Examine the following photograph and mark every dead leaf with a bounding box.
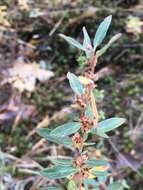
[0,6,10,27]
[126,16,143,35]
[18,0,30,11]
[2,57,54,92]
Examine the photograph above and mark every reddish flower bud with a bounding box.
[72,133,83,149]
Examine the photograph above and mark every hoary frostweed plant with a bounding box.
[37,16,126,190]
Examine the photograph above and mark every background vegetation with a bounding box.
[0,0,143,189]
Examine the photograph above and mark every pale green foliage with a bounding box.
[97,117,126,133]
[59,34,84,50]
[51,159,72,166]
[41,166,78,179]
[67,72,84,95]
[82,26,91,48]
[50,122,81,137]
[85,159,108,167]
[96,33,122,58]
[37,128,73,146]
[59,15,120,60]
[67,180,77,190]
[93,15,112,49]
[37,15,126,190]
[91,117,126,138]
[106,180,130,190]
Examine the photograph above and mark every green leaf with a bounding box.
[97,117,125,133]
[90,128,109,138]
[0,151,5,161]
[59,34,84,50]
[84,142,95,146]
[95,130,109,139]
[37,128,73,146]
[96,33,122,58]
[106,182,124,190]
[50,122,81,137]
[93,15,112,49]
[41,166,78,179]
[82,26,93,58]
[67,180,77,190]
[84,179,99,190]
[98,175,107,184]
[83,26,91,48]
[91,170,108,177]
[85,105,94,120]
[67,72,84,95]
[86,159,108,168]
[37,128,52,135]
[39,187,62,190]
[121,180,130,189]
[51,159,73,166]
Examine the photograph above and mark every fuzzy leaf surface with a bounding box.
[67,72,84,95]
[91,170,108,177]
[84,179,99,190]
[93,15,112,49]
[51,159,73,166]
[40,187,62,190]
[97,117,125,133]
[41,166,78,179]
[67,180,77,190]
[83,26,91,48]
[96,33,122,58]
[59,34,84,50]
[106,182,124,190]
[85,105,94,120]
[86,159,108,168]
[50,122,81,137]
[37,128,73,146]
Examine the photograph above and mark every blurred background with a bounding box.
[0,0,143,189]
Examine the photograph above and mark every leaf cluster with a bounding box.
[37,16,126,190]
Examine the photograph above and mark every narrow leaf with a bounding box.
[96,130,109,138]
[84,142,95,146]
[59,34,84,50]
[67,72,84,95]
[82,27,93,58]
[91,170,108,177]
[51,159,73,166]
[98,175,107,184]
[90,128,109,138]
[82,26,92,48]
[85,105,94,120]
[97,117,125,133]
[106,182,124,190]
[96,33,122,58]
[86,159,108,168]
[41,166,78,179]
[84,179,99,190]
[39,187,62,190]
[37,128,73,146]
[93,15,112,49]
[67,180,77,190]
[50,122,81,137]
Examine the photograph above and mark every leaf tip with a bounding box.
[121,117,126,124]
[59,33,63,37]
[67,72,71,78]
[107,15,112,21]
[104,15,112,26]
[82,26,86,32]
